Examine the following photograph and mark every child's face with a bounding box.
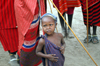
[42,16,56,35]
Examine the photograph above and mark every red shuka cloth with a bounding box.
[0,28,18,52]
[14,0,46,53]
[81,0,100,26]
[53,0,81,14]
[0,0,18,52]
[0,0,17,29]
[59,0,81,14]
[80,0,99,10]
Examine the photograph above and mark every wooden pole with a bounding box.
[49,0,98,65]
[86,0,89,47]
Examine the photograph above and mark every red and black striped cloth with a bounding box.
[0,0,18,53]
[81,0,100,26]
[80,0,99,10]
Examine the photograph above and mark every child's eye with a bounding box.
[43,25,47,27]
[49,24,53,26]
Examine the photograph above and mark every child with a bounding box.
[36,13,66,66]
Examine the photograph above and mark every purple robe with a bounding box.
[41,35,65,66]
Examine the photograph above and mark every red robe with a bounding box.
[80,0,99,10]
[0,0,18,53]
[14,0,45,53]
[0,0,17,29]
[53,0,81,14]
[15,0,46,66]
[80,0,100,26]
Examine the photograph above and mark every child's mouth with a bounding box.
[47,30,51,33]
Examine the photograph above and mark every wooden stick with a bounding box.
[86,0,89,47]
[49,0,98,66]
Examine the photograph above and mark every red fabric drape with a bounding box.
[0,0,18,52]
[53,0,81,14]
[14,0,46,55]
[80,0,99,10]
[0,0,17,29]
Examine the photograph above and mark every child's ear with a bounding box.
[55,23,57,28]
[56,23,57,26]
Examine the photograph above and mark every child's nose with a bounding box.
[47,26,50,29]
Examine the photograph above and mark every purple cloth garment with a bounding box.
[41,35,65,66]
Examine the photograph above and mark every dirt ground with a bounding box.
[0,1,100,66]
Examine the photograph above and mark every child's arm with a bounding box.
[59,33,66,54]
[36,38,58,62]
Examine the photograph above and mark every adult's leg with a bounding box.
[93,26,97,35]
[87,26,91,35]
[67,7,74,38]
[58,12,66,37]
[67,7,74,30]
[84,26,92,43]
[58,12,66,30]
[92,26,99,44]
[68,14,73,30]
[8,51,17,59]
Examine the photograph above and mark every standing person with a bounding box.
[14,0,46,66]
[53,0,81,38]
[80,0,100,44]
[0,0,19,62]
[36,13,66,66]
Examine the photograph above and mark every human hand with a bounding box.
[47,54,58,62]
[60,46,65,54]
